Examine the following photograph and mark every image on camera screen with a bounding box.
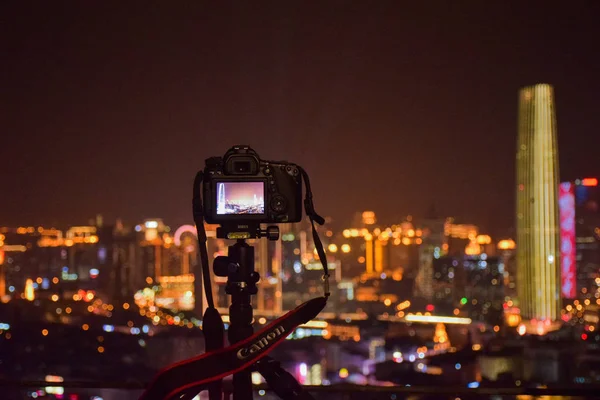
[216,181,265,215]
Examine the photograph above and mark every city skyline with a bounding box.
[1,177,599,395]
[3,3,600,235]
[3,3,600,397]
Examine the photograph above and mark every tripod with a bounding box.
[212,224,312,400]
[173,165,329,400]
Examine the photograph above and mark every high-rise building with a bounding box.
[573,179,600,298]
[559,178,600,299]
[516,83,561,324]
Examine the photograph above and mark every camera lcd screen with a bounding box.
[216,181,265,215]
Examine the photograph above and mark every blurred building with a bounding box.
[497,239,517,298]
[516,83,561,326]
[444,220,478,257]
[574,179,600,298]
[431,256,459,313]
[430,252,504,326]
[0,226,102,298]
[415,214,447,301]
[559,178,600,300]
[278,218,340,313]
[462,255,505,326]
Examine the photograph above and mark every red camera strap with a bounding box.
[139,296,327,400]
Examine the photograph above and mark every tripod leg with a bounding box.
[229,296,254,400]
[256,357,316,400]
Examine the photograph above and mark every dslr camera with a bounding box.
[202,145,303,225]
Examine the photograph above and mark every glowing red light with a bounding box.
[581,333,588,340]
[582,178,598,187]
[503,303,509,309]
[426,304,434,312]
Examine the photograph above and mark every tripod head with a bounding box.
[213,223,279,311]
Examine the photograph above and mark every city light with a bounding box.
[362,211,376,225]
[173,225,198,246]
[497,239,516,250]
[476,235,491,245]
[301,320,328,329]
[581,178,598,187]
[24,279,35,301]
[397,300,411,311]
[404,315,472,325]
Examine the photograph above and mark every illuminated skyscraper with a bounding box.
[217,183,226,214]
[516,83,561,323]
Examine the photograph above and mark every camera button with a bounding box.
[264,167,271,175]
[270,195,287,213]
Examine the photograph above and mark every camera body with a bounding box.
[202,145,303,225]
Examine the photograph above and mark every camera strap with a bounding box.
[139,167,330,400]
[296,165,331,298]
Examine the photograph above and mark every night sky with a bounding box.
[2,2,600,236]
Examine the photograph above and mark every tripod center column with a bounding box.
[226,239,260,400]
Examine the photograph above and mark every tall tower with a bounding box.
[516,83,561,323]
[217,183,226,214]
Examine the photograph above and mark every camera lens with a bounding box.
[234,161,251,173]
